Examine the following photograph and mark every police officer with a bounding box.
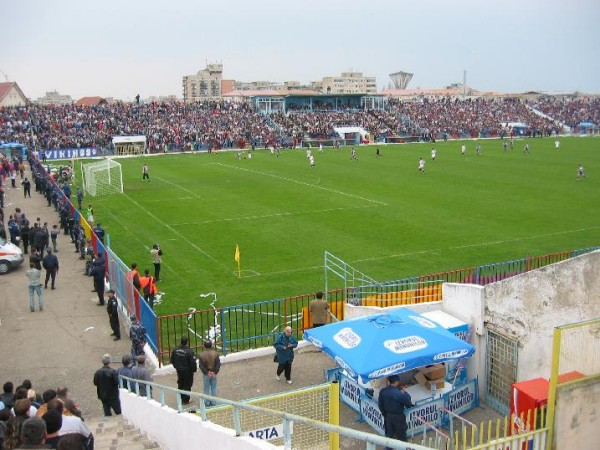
[170,337,197,404]
[90,253,106,305]
[42,248,59,290]
[106,290,120,340]
[378,375,413,446]
[93,223,105,245]
[129,315,147,359]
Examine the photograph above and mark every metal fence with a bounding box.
[155,247,598,365]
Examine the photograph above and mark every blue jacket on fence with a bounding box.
[274,331,298,364]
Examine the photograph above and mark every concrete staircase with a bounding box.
[87,415,162,450]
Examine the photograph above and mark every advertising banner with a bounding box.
[339,373,479,438]
[41,148,105,160]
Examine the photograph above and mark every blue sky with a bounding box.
[3,0,599,100]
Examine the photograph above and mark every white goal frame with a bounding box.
[81,158,124,197]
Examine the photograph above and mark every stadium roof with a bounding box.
[224,89,325,98]
[75,96,108,106]
[0,82,29,106]
[381,88,461,97]
[0,82,15,102]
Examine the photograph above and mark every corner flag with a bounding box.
[234,244,240,278]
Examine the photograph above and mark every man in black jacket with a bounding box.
[170,337,197,404]
[90,254,105,305]
[42,248,59,290]
[93,354,122,416]
[106,290,120,341]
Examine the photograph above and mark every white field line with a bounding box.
[215,162,388,206]
[122,193,230,271]
[173,204,382,226]
[153,176,201,199]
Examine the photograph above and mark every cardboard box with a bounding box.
[415,372,446,390]
[421,310,470,386]
[419,364,446,381]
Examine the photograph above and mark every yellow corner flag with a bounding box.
[234,244,241,278]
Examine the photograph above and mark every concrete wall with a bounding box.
[442,251,600,394]
[120,390,276,450]
[442,283,486,395]
[554,378,600,450]
[482,250,600,380]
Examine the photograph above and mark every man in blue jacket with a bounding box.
[378,375,414,446]
[273,326,298,384]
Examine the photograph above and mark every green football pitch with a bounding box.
[81,137,599,313]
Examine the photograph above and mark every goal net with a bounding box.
[81,159,124,197]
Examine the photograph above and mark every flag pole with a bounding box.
[234,244,241,278]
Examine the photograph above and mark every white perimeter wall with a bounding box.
[554,377,600,450]
[120,390,277,450]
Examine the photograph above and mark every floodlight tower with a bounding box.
[389,71,413,90]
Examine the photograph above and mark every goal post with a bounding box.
[81,158,124,197]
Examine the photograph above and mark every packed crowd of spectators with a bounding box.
[387,97,562,139]
[268,109,413,140]
[0,101,279,152]
[0,380,92,449]
[0,96,597,151]
[527,97,600,129]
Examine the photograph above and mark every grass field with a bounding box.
[81,136,599,313]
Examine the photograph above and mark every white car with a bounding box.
[0,238,24,274]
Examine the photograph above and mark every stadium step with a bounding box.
[87,415,162,449]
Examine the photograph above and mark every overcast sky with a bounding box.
[3,0,599,101]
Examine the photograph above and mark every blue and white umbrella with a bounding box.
[303,308,475,383]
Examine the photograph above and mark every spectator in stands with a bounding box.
[3,399,31,449]
[42,409,63,448]
[55,387,82,420]
[19,416,48,449]
[0,408,10,449]
[56,433,86,450]
[46,399,91,443]
[131,355,153,398]
[11,388,37,417]
[34,389,57,418]
[93,354,122,417]
[116,355,133,391]
[1,382,15,410]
